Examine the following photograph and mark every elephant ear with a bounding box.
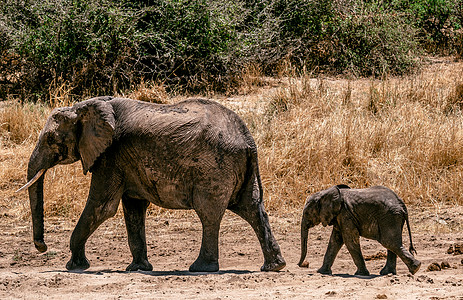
[75,99,116,174]
[319,186,343,226]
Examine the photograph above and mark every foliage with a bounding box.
[0,0,237,100]
[0,0,136,100]
[0,0,462,101]
[128,0,238,91]
[238,0,419,76]
[333,7,419,76]
[390,0,463,54]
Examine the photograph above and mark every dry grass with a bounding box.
[125,81,170,104]
[1,59,462,221]
[251,59,463,211]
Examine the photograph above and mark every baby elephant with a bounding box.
[298,185,421,276]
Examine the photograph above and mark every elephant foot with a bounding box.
[189,258,219,272]
[317,267,332,275]
[261,256,286,272]
[355,269,370,276]
[408,260,421,275]
[34,240,48,253]
[126,260,153,272]
[380,265,397,275]
[66,256,90,271]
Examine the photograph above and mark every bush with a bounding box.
[1,0,136,100]
[0,0,462,101]
[391,0,463,55]
[236,0,338,72]
[239,0,419,76]
[129,0,238,92]
[332,9,419,76]
[0,0,238,100]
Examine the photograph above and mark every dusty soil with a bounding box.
[1,206,462,300]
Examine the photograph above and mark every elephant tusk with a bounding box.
[16,169,46,193]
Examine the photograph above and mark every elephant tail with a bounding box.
[242,127,263,203]
[251,147,264,203]
[405,215,417,255]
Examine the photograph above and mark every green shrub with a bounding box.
[0,0,461,101]
[333,8,419,76]
[390,0,463,55]
[239,0,419,76]
[237,0,338,72]
[129,0,238,92]
[1,0,136,100]
[0,0,238,100]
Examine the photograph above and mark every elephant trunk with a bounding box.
[26,148,50,253]
[298,216,311,267]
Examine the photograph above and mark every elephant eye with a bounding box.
[58,144,68,156]
[47,134,56,145]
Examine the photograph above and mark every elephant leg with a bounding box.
[385,244,421,275]
[342,230,369,276]
[189,219,222,272]
[380,229,421,275]
[318,228,344,275]
[189,186,228,272]
[66,170,123,271]
[122,196,152,272]
[66,197,121,270]
[380,250,397,275]
[229,198,286,272]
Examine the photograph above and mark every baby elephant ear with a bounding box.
[75,99,116,174]
[319,186,343,226]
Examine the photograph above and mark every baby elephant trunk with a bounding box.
[298,217,310,267]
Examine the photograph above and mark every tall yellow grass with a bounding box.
[1,60,462,220]
[252,60,463,211]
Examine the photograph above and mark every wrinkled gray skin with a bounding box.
[298,185,421,276]
[26,96,286,272]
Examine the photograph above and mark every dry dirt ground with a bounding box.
[0,206,462,300]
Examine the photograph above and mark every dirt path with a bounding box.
[0,208,462,299]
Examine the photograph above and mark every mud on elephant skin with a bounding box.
[19,96,286,273]
[298,185,421,276]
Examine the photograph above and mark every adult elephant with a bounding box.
[19,96,286,272]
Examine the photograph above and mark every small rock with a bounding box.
[325,291,336,296]
[376,294,387,299]
[389,276,400,284]
[416,275,434,283]
[440,261,450,269]
[454,244,463,254]
[436,218,447,225]
[447,245,454,254]
[427,262,441,271]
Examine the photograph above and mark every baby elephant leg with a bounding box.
[381,234,421,275]
[380,250,397,275]
[318,228,343,275]
[342,230,369,276]
[388,245,421,275]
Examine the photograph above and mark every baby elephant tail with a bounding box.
[406,215,417,255]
